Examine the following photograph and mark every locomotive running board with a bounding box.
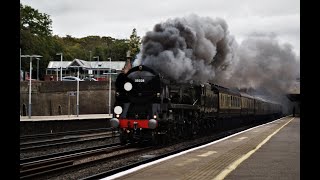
[170,104,200,110]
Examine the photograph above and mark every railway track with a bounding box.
[20,143,153,179]
[80,120,270,180]
[20,142,121,164]
[19,117,281,179]
[20,128,113,141]
[20,129,119,151]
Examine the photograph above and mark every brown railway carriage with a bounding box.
[240,92,255,116]
[239,92,255,124]
[211,84,241,118]
[254,98,263,116]
[254,97,281,121]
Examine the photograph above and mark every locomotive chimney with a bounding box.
[123,50,132,74]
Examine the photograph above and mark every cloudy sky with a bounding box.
[20,0,300,55]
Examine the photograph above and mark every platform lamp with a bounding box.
[108,57,112,116]
[69,65,81,117]
[56,53,63,81]
[21,54,42,119]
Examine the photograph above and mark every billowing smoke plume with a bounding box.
[134,14,237,83]
[216,33,300,111]
[218,33,300,95]
[133,14,300,112]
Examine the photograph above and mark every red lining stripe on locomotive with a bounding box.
[119,119,150,129]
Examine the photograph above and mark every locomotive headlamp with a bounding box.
[157,93,160,97]
[116,114,120,118]
[114,106,123,114]
[153,115,157,119]
[124,82,132,91]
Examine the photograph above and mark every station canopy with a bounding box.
[47,59,126,71]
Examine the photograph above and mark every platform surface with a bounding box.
[104,116,299,180]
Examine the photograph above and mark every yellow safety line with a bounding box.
[212,117,295,180]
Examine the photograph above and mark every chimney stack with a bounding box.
[123,50,132,74]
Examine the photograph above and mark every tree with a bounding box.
[128,28,141,59]
[109,39,129,61]
[20,3,136,79]
[20,3,52,36]
[20,3,63,80]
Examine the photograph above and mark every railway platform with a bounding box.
[20,114,112,122]
[20,114,113,136]
[104,116,300,180]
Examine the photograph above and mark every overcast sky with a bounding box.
[20,0,300,56]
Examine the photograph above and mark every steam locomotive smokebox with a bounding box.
[20,119,111,136]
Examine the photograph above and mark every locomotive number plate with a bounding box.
[135,79,145,82]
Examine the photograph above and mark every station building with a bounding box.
[44,59,127,81]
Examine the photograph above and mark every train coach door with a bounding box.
[212,92,218,114]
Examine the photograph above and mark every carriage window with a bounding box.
[236,97,237,107]
[236,98,238,107]
[222,95,225,107]
[231,96,233,107]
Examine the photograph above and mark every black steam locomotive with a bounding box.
[110,65,283,144]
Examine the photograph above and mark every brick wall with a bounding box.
[20,81,115,116]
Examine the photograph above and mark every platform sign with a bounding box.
[68,91,76,96]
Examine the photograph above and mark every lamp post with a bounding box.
[21,55,42,118]
[29,58,32,118]
[108,58,112,116]
[93,56,100,78]
[77,67,80,117]
[20,48,21,81]
[56,53,63,81]
[70,65,80,117]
